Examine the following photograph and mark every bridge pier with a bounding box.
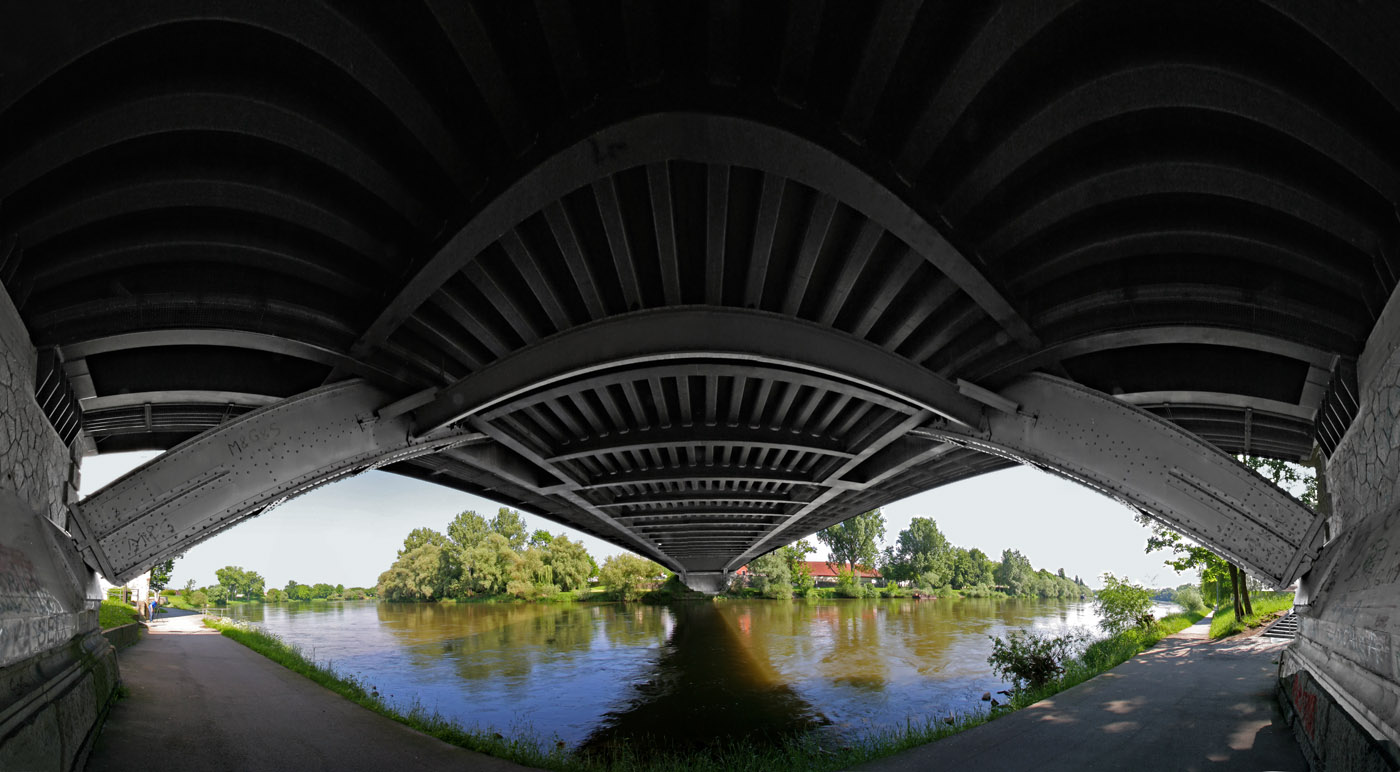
[1283,299,1400,769]
[0,292,114,771]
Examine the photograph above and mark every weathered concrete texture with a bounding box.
[1289,328,1400,767]
[0,285,113,771]
[87,614,540,772]
[855,633,1304,772]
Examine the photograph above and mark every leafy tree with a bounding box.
[544,535,593,591]
[951,547,995,589]
[816,509,885,577]
[883,517,952,587]
[377,543,460,601]
[447,511,491,550]
[529,529,555,549]
[507,547,558,600]
[290,582,314,602]
[599,553,662,601]
[995,549,1035,596]
[399,527,448,556]
[264,588,285,603]
[747,551,792,599]
[780,539,817,594]
[214,565,265,600]
[490,508,528,551]
[311,583,335,599]
[149,559,175,593]
[462,532,517,595]
[1094,573,1154,634]
[205,584,230,605]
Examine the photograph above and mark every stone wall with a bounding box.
[0,286,115,772]
[1282,337,1400,769]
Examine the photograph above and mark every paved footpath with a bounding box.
[854,616,1305,772]
[86,613,538,772]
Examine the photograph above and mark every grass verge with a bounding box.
[99,599,139,629]
[203,610,1203,771]
[1209,592,1295,639]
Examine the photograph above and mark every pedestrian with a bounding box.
[149,595,159,623]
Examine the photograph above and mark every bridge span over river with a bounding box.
[1,2,1397,769]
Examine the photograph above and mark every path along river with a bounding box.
[219,598,1174,752]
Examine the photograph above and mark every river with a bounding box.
[219,598,1172,751]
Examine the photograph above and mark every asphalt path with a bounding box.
[86,614,539,772]
[852,622,1305,772]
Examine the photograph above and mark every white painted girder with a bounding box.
[918,373,1324,588]
[68,380,479,584]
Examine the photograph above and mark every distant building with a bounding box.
[98,569,151,604]
[735,561,881,586]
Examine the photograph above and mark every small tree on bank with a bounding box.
[1094,573,1154,634]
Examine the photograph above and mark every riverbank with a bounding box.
[1209,592,1295,638]
[196,605,1208,771]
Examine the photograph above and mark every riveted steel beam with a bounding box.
[69,380,481,583]
[917,373,1322,588]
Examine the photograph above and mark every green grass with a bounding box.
[99,599,139,629]
[1209,592,1295,639]
[203,608,1205,771]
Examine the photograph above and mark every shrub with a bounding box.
[1094,573,1154,634]
[1173,586,1206,614]
[987,629,1087,692]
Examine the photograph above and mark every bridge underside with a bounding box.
[3,2,1400,769]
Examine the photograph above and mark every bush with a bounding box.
[987,629,1087,692]
[1173,586,1206,614]
[834,569,878,598]
[1094,574,1154,634]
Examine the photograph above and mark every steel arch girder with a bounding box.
[922,373,1323,589]
[68,380,476,584]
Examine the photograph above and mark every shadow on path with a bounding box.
[853,628,1303,772]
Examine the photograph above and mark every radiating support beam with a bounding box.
[348,113,1039,362]
[918,374,1323,588]
[412,307,982,433]
[68,380,478,583]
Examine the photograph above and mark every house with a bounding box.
[735,561,881,586]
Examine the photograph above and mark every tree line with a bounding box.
[169,564,373,606]
[375,507,667,602]
[740,509,1088,599]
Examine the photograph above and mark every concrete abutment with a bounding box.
[1283,296,1400,770]
[0,289,115,772]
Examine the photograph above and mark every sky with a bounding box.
[80,451,1191,592]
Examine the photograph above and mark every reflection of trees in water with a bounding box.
[580,603,825,757]
[377,602,599,682]
[598,603,671,650]
[804,600,889,691]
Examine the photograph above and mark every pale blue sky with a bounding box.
[80,452,1189,591]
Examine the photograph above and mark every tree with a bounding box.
[311,582,335,599]
[816,509,886,577]
[995,549,1035,596]
[747,551,793,599]
[951,547,995,589]
[598,554,662,601]
[149,559,175,594]
[1095,573,1154,634]
[377,543,460,601]
[205,584,230,605]
[446,511,491,551]
[883,517,952,587]
[543,535,593,591]
[780,540,817,594]
[264,588,285,603]
[490,508,528,551]
[214,565,264,600]
[529,529,555,549]
[462,532,517,595]
[399,527,448,556]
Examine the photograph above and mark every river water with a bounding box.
[220,598,1169,750]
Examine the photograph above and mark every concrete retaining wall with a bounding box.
[101,623,143,651]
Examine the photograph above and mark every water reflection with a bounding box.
[580,603,825,755]
[221,597,1137,747]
